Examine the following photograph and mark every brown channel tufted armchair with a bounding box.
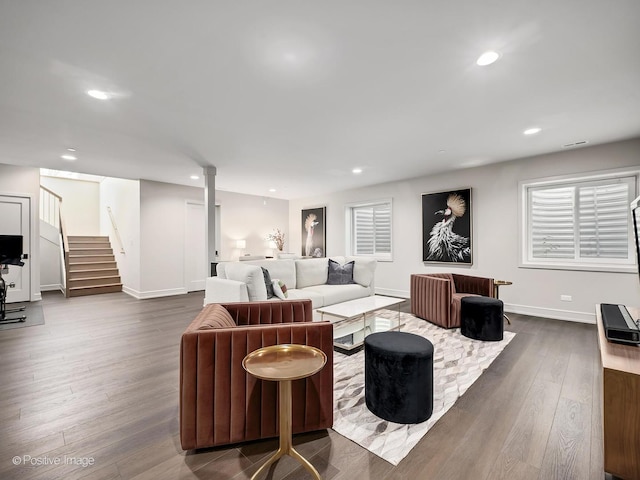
[180,299,334,450]
[410,273,494,329]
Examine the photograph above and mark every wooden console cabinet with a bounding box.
[596,304,640,480]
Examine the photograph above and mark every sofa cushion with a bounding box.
[246,259,297,289]
[224,263,267,301]
[295,257,330,288]
[287,288,325,308]
[195,304,236,329]
[272,279,288,300]
[303,283,371,306]
[345,256,377,287]
[261,267,275,299]
[327,259,355,285]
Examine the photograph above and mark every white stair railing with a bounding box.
[107,206,125,254]
[39,186,61,228]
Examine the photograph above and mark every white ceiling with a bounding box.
[1,1,639,199]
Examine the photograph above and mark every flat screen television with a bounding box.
[0,235,23,264]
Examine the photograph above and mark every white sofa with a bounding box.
[204,256,377,308]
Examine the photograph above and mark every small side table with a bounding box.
[493,280,513,325]
[242,344,327,480]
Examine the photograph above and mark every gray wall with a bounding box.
[288,138,640,323]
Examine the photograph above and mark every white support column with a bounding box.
[204,166,217,276]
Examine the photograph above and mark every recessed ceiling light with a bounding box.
[523,127,542,135]
[190,175,199,180]
[67,148,76,152]
[268,188,277,193]
[87,89,110,100]
[438,150,446,154]
[61,154,77,161]
[476,51,500,66]
[352,168,362,174]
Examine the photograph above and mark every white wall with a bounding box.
[216,190,289,261]
[138,180,204,297]
[99,177,141,294]
[289,138,640,323]
[40,176,100,236]
[136,182,289,297]
[39,221,62,291]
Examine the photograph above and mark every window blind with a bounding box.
[529,177,633,262]
[353,202,391,256]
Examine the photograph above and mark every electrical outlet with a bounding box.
[561,295,572,302]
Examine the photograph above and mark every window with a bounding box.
[346,199,392,261]
[521,170,639,272]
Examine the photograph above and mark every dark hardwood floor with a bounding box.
[0,291,609,479]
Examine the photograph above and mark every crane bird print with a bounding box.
[422,189,472,264]
[301,207,326,258]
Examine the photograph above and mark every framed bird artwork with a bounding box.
[301,207,326,258]
[422,188,472,264]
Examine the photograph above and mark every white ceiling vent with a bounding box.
[562,140,589,148]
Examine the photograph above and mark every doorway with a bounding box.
[0,195,31,302]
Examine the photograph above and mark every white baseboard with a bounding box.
[33,291,42,301]
[122,286,188,300]
[505,303,596,324]
[375,287,410,299]
[40,284,63,292]
[374,288,596,324]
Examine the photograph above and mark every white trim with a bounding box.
[506,303,595,324]
[372,288,596,324]
[375,287,409,298]
[345,197,393,261]
[519,167,640,272]
[122,286,187,299]
[33,292,42,301]
[40,283,63,292]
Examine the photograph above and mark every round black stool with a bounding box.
[364,331,433,424]
[460,296,504,341]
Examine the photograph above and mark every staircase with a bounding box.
[66,236,123,297]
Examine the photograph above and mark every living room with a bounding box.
[1,2,640,479]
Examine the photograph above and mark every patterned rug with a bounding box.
[332,310,515,465]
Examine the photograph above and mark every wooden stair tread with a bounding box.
[69,275,120,282]
[69,283,122,290]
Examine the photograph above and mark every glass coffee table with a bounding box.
[316,295,405,351]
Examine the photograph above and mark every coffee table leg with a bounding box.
[251,380,321,480]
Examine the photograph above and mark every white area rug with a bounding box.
[332,310,515,465]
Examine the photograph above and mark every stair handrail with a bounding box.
[106,206,126,255]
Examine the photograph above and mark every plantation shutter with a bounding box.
[353,202,391,255]
[529,177,634,261]
[530,186,575,258]
[578,182,630,258]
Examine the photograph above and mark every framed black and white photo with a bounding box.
[422,188,472,264]
[301,207,326,257]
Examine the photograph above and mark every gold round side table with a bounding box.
[493,280,513,324]
[242,344,327,480]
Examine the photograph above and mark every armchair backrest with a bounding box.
[179,299,332,450]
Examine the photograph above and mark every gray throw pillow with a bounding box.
[327,259,355,285]
[261,267,275,299]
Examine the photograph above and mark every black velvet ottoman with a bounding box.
[364,331,433,424]
[460,296,504,341]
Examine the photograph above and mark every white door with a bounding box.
[0,195,30,303]
[184,202,206,292]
